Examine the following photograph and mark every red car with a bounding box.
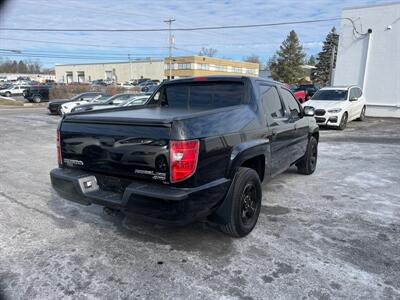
[292,84,321,103]
[293,90,307,103]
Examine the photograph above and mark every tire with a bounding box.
[57,106,62,115]
[32,95,42,103]
[338,112,348,130]
[296,136,318,175]
[220,167,262,237]
[356,106,366,121]
[5,92,11,97]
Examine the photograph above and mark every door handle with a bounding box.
[271,129,277,136]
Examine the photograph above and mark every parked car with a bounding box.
[293,84,321,103]
[143,85,158,95]
[304,86,366,130]
[51,76,319,237]
[91,80,107,86]
[140,82,159,92]
[0,85,30,97]
[137,78,150,85]
[47,92,105,115]
[24,85,51,102]
[71,93,145,113]
[60,94,107,115]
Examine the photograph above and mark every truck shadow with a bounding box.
[47,192,236,259]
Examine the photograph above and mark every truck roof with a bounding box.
[164,75,281,86]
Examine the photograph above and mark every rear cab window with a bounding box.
[151,80,246,110]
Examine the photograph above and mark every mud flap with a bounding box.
[207,173,237,225]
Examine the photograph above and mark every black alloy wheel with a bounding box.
[240,183,258,226]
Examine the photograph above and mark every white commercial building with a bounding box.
[334,2,400,118]
[55,59,164,84]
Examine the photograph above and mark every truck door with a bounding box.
[279,87,309,163]
[260,84,293,176]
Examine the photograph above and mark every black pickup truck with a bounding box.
[51,76,319,237]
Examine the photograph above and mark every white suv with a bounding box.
[303,86,366,130]
[0,85,30,97]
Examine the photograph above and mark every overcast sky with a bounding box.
[0,0,392,67]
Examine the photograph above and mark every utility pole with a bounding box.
[329,45,336,86]
[128,54,132,81]
[164,17,175,80]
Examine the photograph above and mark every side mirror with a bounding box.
[303,106,315,117]
[350,97,358,101]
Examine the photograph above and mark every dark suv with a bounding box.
[24,85,51,103]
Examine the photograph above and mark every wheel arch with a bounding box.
[227,139,269,182]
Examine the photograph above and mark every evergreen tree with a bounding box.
[307,55,316,66]
[314,27,339,85]
[268,30,306,84]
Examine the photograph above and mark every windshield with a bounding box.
[311,89,348,101]
[95,95,111,103]
[104,94,136,105]
[159,82,245,110]
[70,93,86,101]
[122,97,148,107]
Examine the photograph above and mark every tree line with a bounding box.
[0,58,54,74]
[198,27,339,85]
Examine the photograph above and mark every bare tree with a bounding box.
[244,55,262,67]
[198,47,218,57]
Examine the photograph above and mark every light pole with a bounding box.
[164,18,175,80]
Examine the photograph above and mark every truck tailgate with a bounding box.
[60,121,171,183]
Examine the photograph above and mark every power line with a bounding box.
[0,53,164,60]
[0,17,361,33]
[0,37,169,49]
[0,36,323,51]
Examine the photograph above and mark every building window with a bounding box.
[232,67,242,73]
[178,63,191,70]
[198,63,209,70]
[214,65,228,72]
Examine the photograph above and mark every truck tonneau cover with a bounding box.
[63,106,245,126]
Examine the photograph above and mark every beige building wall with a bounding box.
[55,60,164,83]
[164,56,259,78]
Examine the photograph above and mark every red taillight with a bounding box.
[57,130,62,166]
[170,140,199,183]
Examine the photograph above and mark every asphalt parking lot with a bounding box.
[0,107,399,300]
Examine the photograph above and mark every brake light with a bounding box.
[193,77,208,81]
[57,130,62,166]
[170,140,199,183]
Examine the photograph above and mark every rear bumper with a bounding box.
[50,168,231,224]
[48,104,60,114]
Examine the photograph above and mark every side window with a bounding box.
[259,85,285,119]
[280,88,301,116]
[356,88,362,98]
[349,88,357,99]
